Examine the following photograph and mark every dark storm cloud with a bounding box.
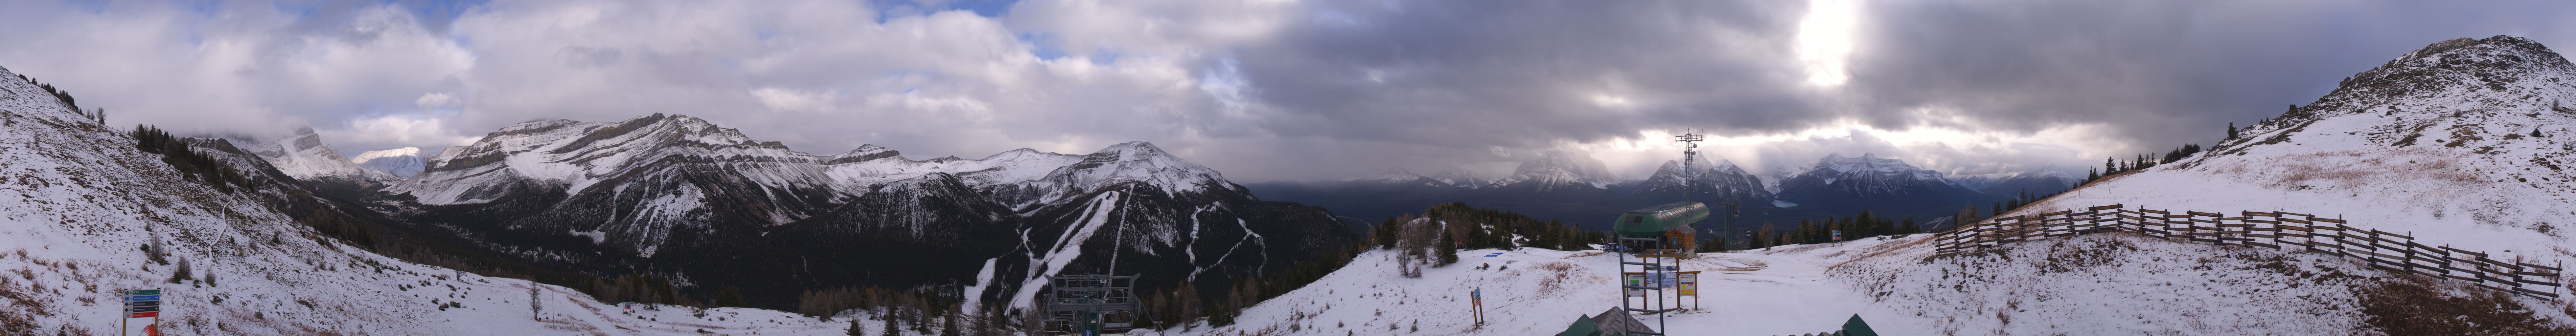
[1205,0,2576,178]
[1234,0,1814,147]
[1839,0,2576,170]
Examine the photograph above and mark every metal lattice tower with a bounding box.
[1675,129,1706,201]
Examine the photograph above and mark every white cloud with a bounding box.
[416,93,458,108]
[1796,0,1860,86]
[318,114,483,151]
[750,88,835,112]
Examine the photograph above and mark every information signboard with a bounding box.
[124,289,161,318]
[1623,273,1646,297]
[1832,230,1843,242]
[1676,271,1699,296]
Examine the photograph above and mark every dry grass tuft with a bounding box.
[2359,274,2576,336]
[1532,262,1578,295]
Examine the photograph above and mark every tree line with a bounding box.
[1738,210,1925,249]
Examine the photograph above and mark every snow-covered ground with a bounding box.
[1196,232,2575,336]
[1191,241,1937,336]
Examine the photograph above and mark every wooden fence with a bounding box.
[1933,204,2568,301]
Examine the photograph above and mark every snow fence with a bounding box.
[1934,204,2569,301]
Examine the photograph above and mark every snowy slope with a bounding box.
[2024,35,2576,262]
[1205,235,2575,335]
[0,65,864,335]
[352,147,426,179]
[1192,244,1924,336]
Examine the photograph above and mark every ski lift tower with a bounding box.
[1038,274,1138,335]
[1676,128,1737,257]
[1676,128,1706,201]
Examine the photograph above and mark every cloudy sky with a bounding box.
[5,0,2574,181]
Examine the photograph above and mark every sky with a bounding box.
[4,0,2575,182]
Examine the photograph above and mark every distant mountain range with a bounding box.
[1248,152,2055,233]
[352,147,426,178]
[184,114,1352,309]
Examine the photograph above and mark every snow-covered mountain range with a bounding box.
[351,147,426,178]
[1948,167,2081,195]
[221,127,399,197]
[1491,150,1620,191]
[358,113,1348,307]
[1624,155,1774,204]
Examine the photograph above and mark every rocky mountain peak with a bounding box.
[222,126,395,186]
[2293,35,2576,122]
[1044,141,1232,200]
[823,144,903,165]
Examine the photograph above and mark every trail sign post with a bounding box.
[1469,287,1485,326]
[122,289,161,336]
[1832,230,1843,242]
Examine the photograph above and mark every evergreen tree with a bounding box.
[882,316,901,336]
[941,312,961,336]
[1435,230,1460,266]
[715,287,745,308]
[848,320,866,336]
[2226,123,2239,139]
[2086,168,2100,182]
[2534,129,2545,137]
[2104,158,2116,174]
[1372,216,1400,249]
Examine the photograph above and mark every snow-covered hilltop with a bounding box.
[2031,35,2576,259]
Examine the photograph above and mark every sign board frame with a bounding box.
[1676,271,1700,296]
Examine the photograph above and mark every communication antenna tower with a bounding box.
[1674,129,1706,200]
